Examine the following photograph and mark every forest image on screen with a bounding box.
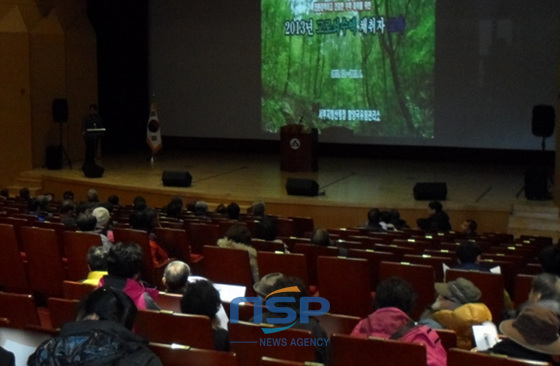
[262,0,435,138]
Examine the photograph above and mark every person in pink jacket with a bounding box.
[351,276,447,366]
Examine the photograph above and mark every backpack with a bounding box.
[391,321,448,366]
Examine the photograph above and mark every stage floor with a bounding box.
[22,150,555,233]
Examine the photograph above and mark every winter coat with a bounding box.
[27,320,162,366]
[351,307,447,366]
[431,302,492,349]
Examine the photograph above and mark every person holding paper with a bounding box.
[419,277,492,349]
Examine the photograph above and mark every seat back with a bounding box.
[287,216,314,238]
[347,248,396,290]
[0,223,30,293]
[156,291,182,313]
[47,297,79,330]
[149,343,239,366]
[229,321,315,366]
[251,240,286,253]
[293,243,338,286]
[435,328,457,352]
[62,280,96,301]
[203,245,255,296]
[513,274,535,307]
[274,218,296,237]
[317,256,373,317]
[21,226,65,298]
[445,269,505,322]
[63,231,102,281]
[0,292,40,328]
[135,310,215,349]
[259,357,307,366]
[154,227,192,263]
[318,313,361,337]
[330,333,427,366]
[257,251,309,288]
[402,254,454,282]
[185,222,221,254]
[379,261,436,320]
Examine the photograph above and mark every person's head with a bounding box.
[165,196,184,218]
[194,201,208,216]
[19,187,30,200]
[77,286,137,330]
[250,201,266,217]
[529,273,560,303]
[225,224,252,245]
[456,241,483,264]
[77,213,97,232]
[226,202,240,220]
[498,303,560,355]
[434,277,481,310]
[163,261,191,294]
[106,242,142,279]
[63,190,74,201]
[255,274,307,311]
[367,208,380,225]
[538,245,560,277]
[60,199,76,216]
[132,195,147,211]
[253,272,285,298]
[92,206,110,231]
[310,229,332,247]
[255,219,277,241]
[87,246,108,272]
[107,194,120,207]
[379,210,391,223]
[129,208,157,232]
[87,189,99,203]
[375,277,416,315]
[460,219,477,235]
[428,201,443,213]
[180,279,221,321]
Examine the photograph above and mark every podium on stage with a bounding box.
[83,127,106,178]
[280,124,318,172]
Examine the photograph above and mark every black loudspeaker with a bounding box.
[162,170,192,187]
[45,145,62,170]
[413,182,447,200]
[285,178,319,196]
[82,163,104,178]
[532,105,555,138]
[525,167,549,200]
[52,99,68,122]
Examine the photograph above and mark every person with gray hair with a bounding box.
[86,188,99,203]
[249,201,266,217]
[162,260,191,294]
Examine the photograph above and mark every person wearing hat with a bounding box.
[486,303,560,365]
[420,277,492,349]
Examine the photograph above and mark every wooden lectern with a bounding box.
[280,125,318,172]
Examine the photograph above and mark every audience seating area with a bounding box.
[0,194,555,365]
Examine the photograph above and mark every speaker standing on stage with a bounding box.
[83,104,103,167]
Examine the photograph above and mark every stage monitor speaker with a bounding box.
[82,163,104,178]
[45,145,62,170]
[162,170,192,187]
[285,178,319,196]
[524,167,549,200]
[52,99,68,123]
[532,105,555,138]
[413,182,447,200]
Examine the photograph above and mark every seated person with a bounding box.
[162,260,191,294]
[454,241,489,272]
[129,207,169,265]
[460,219,477,236]
[252,274,329,364]
[217,224,259,283]
[180,279,229,351]
[27,287,162,365]
[510,272,560,318]
[486,303,560,365]
[310,229,334,247]
[351,276,447,366]
[416,201,451,232]
[83,246,109,286]
[98,242,160,310]
[77,212,112,251]
[92,206,114,244]
[419,277,492,349]
[361,208,382,230]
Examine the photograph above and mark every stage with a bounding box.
[14,150,557,235]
